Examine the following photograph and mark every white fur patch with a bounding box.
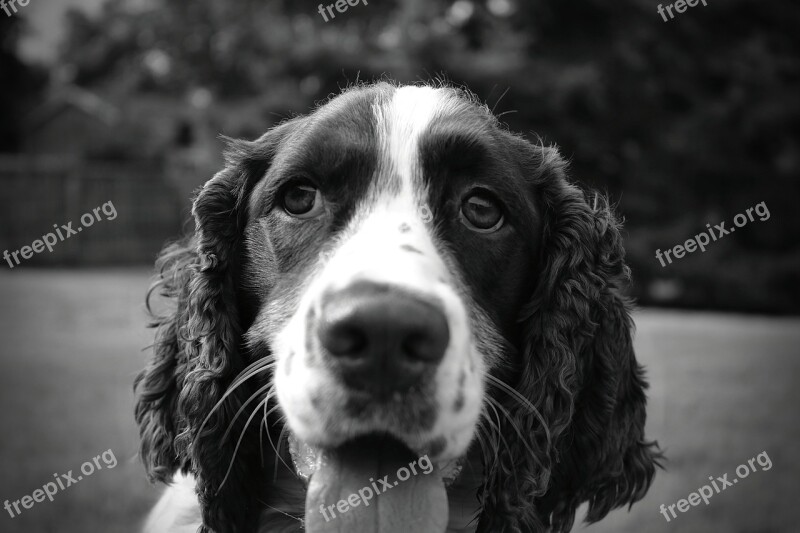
[377,85,457,190]
[142,473,201,533]
[275,85,486,461]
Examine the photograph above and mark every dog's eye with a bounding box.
[460,191,504,232]
[280,181,323,217]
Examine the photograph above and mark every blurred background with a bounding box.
[0,0,798,532]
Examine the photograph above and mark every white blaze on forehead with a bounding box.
[320,195,446,295]
[375,86,460,193]
[273,87,489,458]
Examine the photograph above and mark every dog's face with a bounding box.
[242,85,540,463]
[136,81,660,533]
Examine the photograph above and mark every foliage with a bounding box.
[0,16,47,151]
[45,0,800,312]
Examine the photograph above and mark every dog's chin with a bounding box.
[287,432,465,486]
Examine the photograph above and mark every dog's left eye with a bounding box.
[280,181,324,218]
[460,191,504,232]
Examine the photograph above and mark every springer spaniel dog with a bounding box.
[135,82,661,533]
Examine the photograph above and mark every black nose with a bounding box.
[317,282,449,394]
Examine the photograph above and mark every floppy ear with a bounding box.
[134,240,197,483]
[135,122,297,533]
[478,137,661,532]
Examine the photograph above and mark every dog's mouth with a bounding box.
[288,433,462,533]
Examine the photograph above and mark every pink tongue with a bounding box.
[305,436,448,533]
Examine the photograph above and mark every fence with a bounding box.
[0,155,187,265]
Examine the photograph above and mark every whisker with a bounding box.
[258,390,282,469]
[259,416,266,467]
[256,388,295,480]
[478,418,499,456]
[473,421,494,474]
[483,399,520,488]
[228,357,277,391]
[485,374,551,446]
[259,501,305,529]
[196,359,277,439]
[481,402,512,457]
[221,382,275,442]
[273,422,296,479]
[259,389,290,481]
[485,395,541,465]
[217,397,269,494]
[477,415,498,474]
[261,402,285,468]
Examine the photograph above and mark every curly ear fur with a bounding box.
[135,123,298,533]
[478,138,661,532]
[134,240,197,483]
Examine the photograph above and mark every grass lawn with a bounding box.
[0,269,798,533]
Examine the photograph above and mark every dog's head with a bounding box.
[135,82,660,533]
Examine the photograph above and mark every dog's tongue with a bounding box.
[304,436,448,533]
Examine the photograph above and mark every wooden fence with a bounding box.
[0,155,187,266]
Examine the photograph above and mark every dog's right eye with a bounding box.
[280,181,324,218]
[460,190,504,233]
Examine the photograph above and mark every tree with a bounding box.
[0,15,46,152]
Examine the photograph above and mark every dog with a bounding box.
[134,81,661,533]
